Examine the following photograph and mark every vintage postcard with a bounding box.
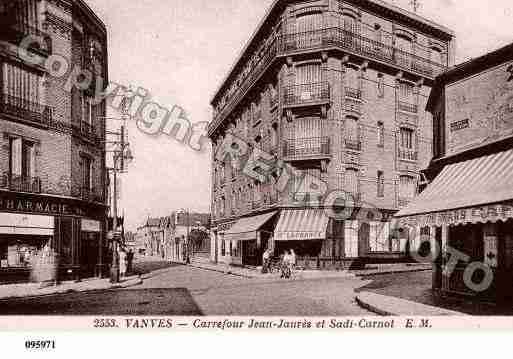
[1,0,513,352]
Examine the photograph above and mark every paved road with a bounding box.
[0,260,373,316]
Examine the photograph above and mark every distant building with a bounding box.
[396,42,513,303]
[208,0,455,268]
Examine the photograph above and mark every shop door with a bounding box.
[80,232,99,278]
[242,241,259,267]
[358,222,369,257]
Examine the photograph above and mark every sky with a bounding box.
[83,0,513,231]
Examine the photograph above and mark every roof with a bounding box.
[427,42,513,112]
[211,0,455,105]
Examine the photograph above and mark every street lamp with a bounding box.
[103,117,134,283]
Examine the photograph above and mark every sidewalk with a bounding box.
[356,291,466,316]
[0,275,142,301]
[186,261,431,280]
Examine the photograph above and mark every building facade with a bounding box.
[0,0,108,282]
[208,0,455,268]
[397,43,513,303]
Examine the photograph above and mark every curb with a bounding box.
[355,294,391,316]
[187,263,254,278]
[0,276,143,302]
[355,267,431,278]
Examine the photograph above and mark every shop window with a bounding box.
[369,221,390,252]
[60,218,74,265]
[229,241,233,257]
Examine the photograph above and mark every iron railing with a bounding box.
[398,148,418,161]
[0,93,53,125]
[283,82,330,106]
[283,136,331,159]
[0,174,42,194]
[345,87,362,100]
[397,101,418,114]
[345,138,362,151]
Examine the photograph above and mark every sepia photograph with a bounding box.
[1,0,513,334]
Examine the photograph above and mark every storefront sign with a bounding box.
[0,194,87,217]
[0,213,54,236]
[81,219,101,233]
[398,202,513,227]
[218,221,236,233]
[275,231,324,241]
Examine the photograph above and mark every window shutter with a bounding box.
[28,144,36,178]
[11,137,22,176]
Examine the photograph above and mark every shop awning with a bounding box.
[222,211,277,241]
[274,209,330,241]
[396,149,513,226]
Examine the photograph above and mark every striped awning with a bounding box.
[274,209,330,241]
[223,212,277,241]
[396,149,513,226]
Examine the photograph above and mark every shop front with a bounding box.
[220,212,278,267]
[0,190,107,283]
[396,149,513,303]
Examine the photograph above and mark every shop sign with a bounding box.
[0,193,86,217]
[218,221,236,232]
[275,231,324,241]
[398,202,513,227]
[81,219,101,233]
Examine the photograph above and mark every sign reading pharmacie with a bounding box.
[398,202,513,227]
[0,191,95,218]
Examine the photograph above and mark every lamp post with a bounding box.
[104,117,134,283]
[178,208,191,264]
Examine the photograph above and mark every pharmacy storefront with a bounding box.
[0,191,107,283]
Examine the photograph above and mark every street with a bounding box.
[0,260,374,316]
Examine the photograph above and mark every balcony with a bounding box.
[283,137,331,160]
[0,174,42,194]
[0,93,53,127]
[397,101,418,114]
[345,87,362,100]
[345,138,362,151]
[398,148,418,161]
[283,82,330,107]
[397,197,412,207]
[0,21,52,56]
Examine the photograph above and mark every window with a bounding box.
[345,65,361,91]
[221,239,226,257]
[2,62,41,106]
[377,121,384,147]
[400,128,414,149]
[81,156,93,192]
[377,73,384,98]
[9,137,35,180]
[296,62,321,85]
[430,47,445,66]
[398,81,414,100]
[296,12,323,47]
[399,175,416,200]
[344,168,359,197]
[370,221,390,252]
[377,171,384,198]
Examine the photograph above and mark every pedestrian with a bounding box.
[262,247,271,274]
[281,250,291,279]
[289,249,297,277]
[126,249,134,275]
[119,248,127,278]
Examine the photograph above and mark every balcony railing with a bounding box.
[0,174,42,194]
[0,93,53,126]
[0,22,52,56]
[345,87,362,100]
[283,137,330,159]
[397,101,418,114]
[345,138,362,151]
[211,26,446,135]
[398,148,418,161]
[283,82,330,107]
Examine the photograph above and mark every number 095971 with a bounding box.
[25,340,56,350]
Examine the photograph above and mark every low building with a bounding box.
[396,42,513,303]
[163,212,210,263]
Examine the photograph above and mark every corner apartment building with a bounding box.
[208,0,455,268]
[0,0,108,282]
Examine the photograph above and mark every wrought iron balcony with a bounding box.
[0,21,52,56]
[0,93,53,126]
[283,82,330,107]
[397,197,412,207]
[283,137,331,159]
[397,101,418,114]
[398,148,418,161]
[345,138,362,151]
[345,87,362,100]
[0,174,42,194]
